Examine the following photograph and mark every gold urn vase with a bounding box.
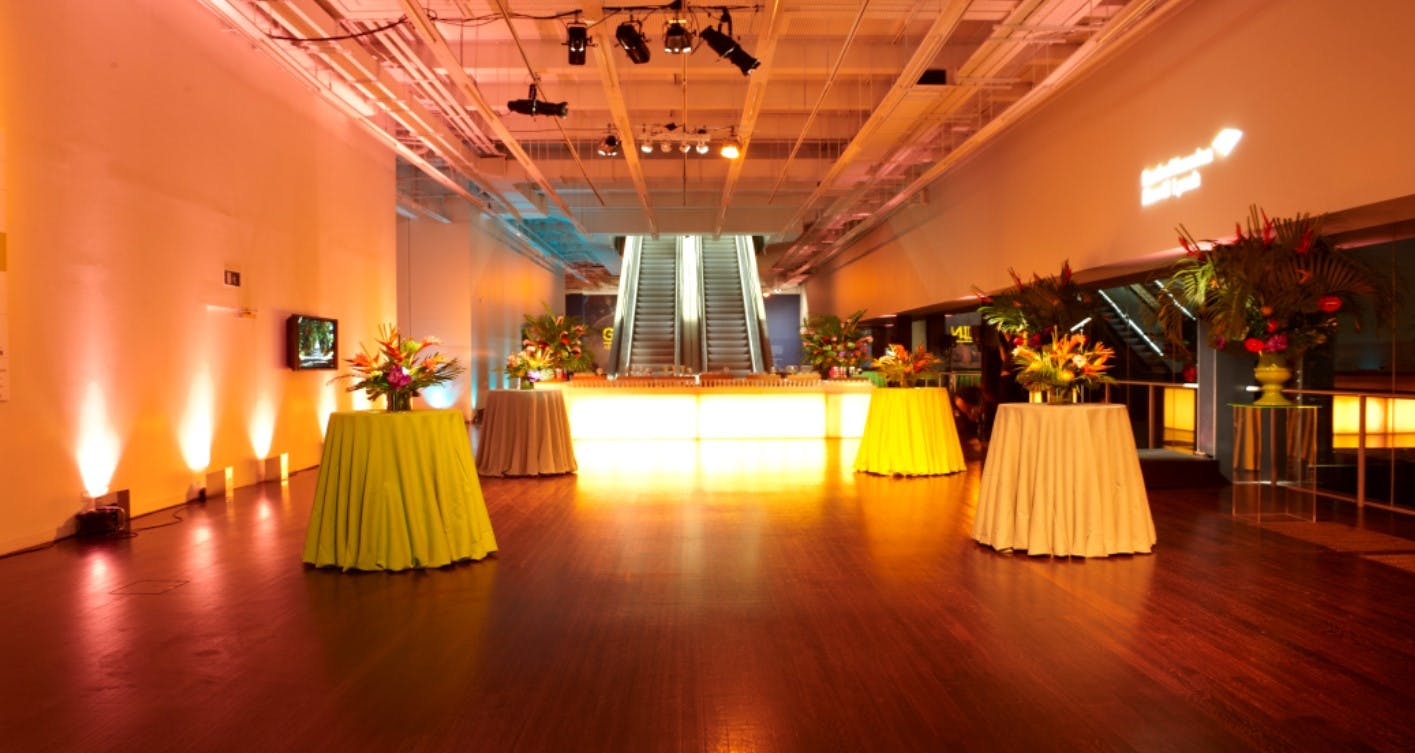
[1252,352,1293,406]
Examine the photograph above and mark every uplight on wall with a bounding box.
[76,380,121,498]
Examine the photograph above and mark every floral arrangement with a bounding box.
[504,345,554,386]
[975,261,1095,347]
[1158,207,1390,362]
[520,308,594,373]
[800,310,874,374]
[333,324,464,411]
[872,344,941,388]
[1011,332,1115,398]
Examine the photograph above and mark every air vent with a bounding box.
[917,69,948,86]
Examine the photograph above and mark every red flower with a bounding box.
[1061,261,1073,284]
[1317,296,1343,313]
[1182,364,1197,383]
[1261,210,1275,247]
[1234,222,1244,241]
[1295,227,1314,255]
[1243,338,1265,353]
[1266,319,1279,333]
[1179,236,1197,257]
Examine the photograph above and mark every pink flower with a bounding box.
[1264,334,1288,353]
[386,366,411,389]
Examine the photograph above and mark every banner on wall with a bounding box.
[0,234,9,402]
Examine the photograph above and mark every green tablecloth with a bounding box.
[303,409,498,571]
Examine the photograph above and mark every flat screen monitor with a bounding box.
[287,314,338,370]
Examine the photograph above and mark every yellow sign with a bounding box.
[949,325,973,344]
[601,326,614,348]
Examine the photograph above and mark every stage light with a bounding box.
[659,141,672,153]
[598,134,621,157]
[615,20,650,64]
[701,23,759,75]
[695,128,710,154]
[679,141,691,153]
[720,135,741,159]
[663,19,693,53]
[506,84,568,117]
[566,22,589,66]
[640,142,654,154]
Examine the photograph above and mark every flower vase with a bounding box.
[386,391,412,412]
[1252,352,1293,406]
[1047,386,1077,405]
[519,377,535,390]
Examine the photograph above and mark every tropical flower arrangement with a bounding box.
[1011,332,1115,401]
[975,261,1095,347]
[872,343,941,387]
[800,310,874,375]
[520,308,594,374]
[504,345,554,387]
[333,324,464,411]
[1158,207,1389,362]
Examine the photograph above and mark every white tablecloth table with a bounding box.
[475,389,578,477]
[972,403,1156,557]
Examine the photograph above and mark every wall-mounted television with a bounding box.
[287,314,338,370]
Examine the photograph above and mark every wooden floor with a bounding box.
[2,437,1414,752]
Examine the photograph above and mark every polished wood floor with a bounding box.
[2,437,1413,752]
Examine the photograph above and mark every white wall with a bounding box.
[397,206,564,417]
[807,0,1415,315]
[0,1,396,552]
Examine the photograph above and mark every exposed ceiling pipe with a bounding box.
[373,25,500,155]
[396,0,590,234]
[775,0,1099,276]
[775,0,971,241]
[587,1,659,237]
[713,0,789,236]
[765,0,869,203]
[196,0,580,275]
[782,0,1189,284]
[256,0,525,218]
[488,0,606,207]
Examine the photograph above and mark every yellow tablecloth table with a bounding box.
[973,403,1155,557]
[475,389,578,477]
[853,388,966,476]
[303,409,497,572]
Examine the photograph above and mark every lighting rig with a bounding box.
[506,84,568,117]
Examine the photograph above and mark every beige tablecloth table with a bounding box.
[972,403,1156,557]
[476,389,578,477]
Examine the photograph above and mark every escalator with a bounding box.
[609,235,769,375]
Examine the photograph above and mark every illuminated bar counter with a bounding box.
[535,377,874,440]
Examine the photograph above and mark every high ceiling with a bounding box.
[198,0,1180,289]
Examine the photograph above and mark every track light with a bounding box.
[701,16,759,76]
[695,128,710,154]
[663,19,693,54]
[506,85,568,117]
[566,22,588,66]
[720,131,741,159]
[615,20,650,64]
[598,134,620,157]
[640,141,654,154]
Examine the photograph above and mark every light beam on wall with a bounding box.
[179,369,214,472]
[248,395,276,460]
[76,381,121,497]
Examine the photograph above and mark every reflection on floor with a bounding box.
[1,438,1413,752]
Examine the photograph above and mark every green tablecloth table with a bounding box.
[303,409,498,571]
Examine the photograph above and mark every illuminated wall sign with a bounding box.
[1140,128,1243,206]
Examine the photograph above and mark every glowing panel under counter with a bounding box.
[547,384,873,440]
